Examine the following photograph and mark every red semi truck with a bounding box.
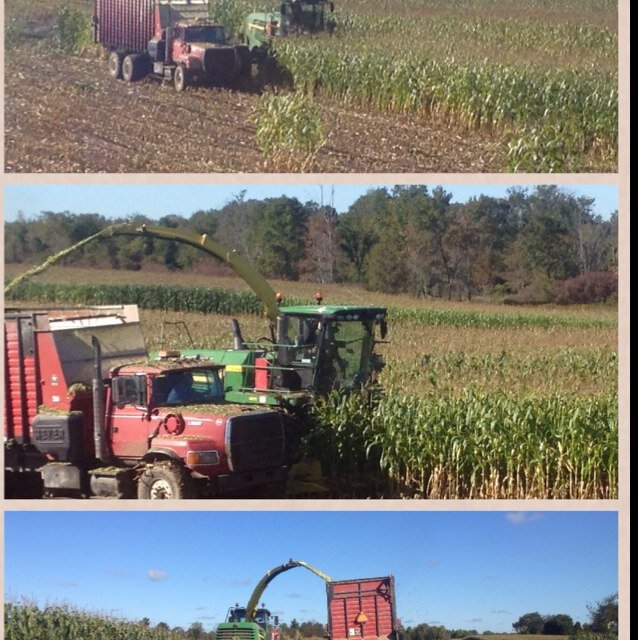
[93,0,251,91]
[4,306,294,499]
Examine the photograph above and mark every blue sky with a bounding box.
[3,183,618,222]
[4,510,617,634]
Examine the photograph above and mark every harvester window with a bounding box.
[319,321,370,391]
[154,370,223,407]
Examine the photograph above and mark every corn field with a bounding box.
[307,388,617,499]
[264,0,617,171]
[5,280,616,331]
[4,603,184,640]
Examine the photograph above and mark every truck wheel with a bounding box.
[174,65,188,92]
[137,462,192,499]
[122,53,147,82]
[108,51,124,80]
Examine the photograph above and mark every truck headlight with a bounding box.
[186,450,220,466]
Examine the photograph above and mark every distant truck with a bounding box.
[93,0,251,91]
[4,306,295,499]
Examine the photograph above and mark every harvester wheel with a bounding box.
[174,65,188,92]
[108,51,124,80]
[137,461,192,499]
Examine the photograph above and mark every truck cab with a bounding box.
[4,307,294,499]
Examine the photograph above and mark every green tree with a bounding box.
[250,197,310,280]
[337,188,389,282]
[513,611,544,634]
[542,613,575,635]
[586,593,618,634]
[4,214,30,263]
[516,185,590,281]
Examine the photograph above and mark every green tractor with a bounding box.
[242,0,336,59]
[119,225,387,409]
[5,223,387,412]
[220,605,279,640]
[216,560,332,640]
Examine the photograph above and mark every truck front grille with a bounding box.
[203,47,237,81]
[227,412,285,472]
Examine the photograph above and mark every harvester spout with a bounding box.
[245,560,332,622]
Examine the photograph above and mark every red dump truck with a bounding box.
[93,0,251,90]
[4,306,294,499]
[328,576,398,640]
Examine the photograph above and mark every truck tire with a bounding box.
[122,53,148,82]
[137,461,192,499]
[174,64,188,92]
[108,51,124,80]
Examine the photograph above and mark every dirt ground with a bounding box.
[4,46,507,174]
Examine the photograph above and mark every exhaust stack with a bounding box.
[92,336,109,462]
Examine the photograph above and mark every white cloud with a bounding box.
[505,512,543,525]
[147,569,168,581]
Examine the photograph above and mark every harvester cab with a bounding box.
[272,304,387,395]
[223,605,279,640]
[281,0,336,34]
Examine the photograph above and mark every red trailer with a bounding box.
[327,576,398,640]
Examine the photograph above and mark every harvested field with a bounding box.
[4,46,505,173]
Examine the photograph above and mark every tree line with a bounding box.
[142,593,617,639]
[4,186,618,304]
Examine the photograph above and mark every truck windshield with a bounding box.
[153,370,223,406]
[184,26,226,43]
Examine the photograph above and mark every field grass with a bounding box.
[265,0,617,171]
[4,602,187,640]
[2,603,585,640]
[5,266,617,499]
